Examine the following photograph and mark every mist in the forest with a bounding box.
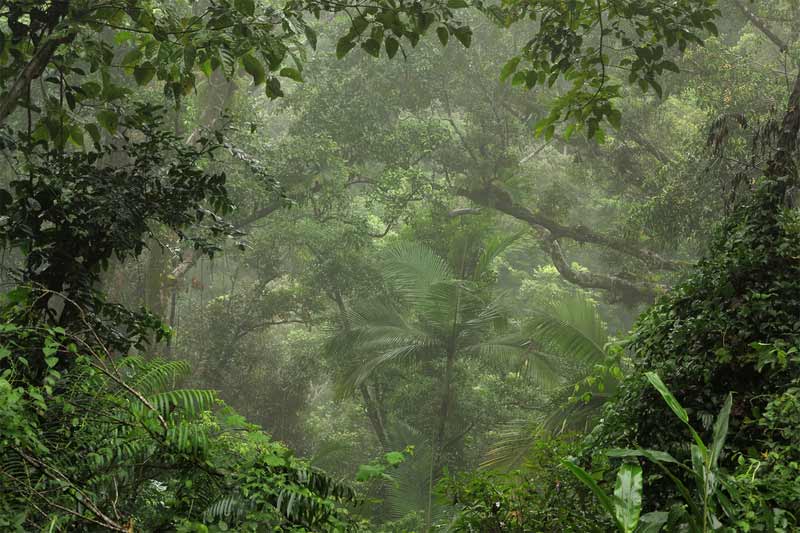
[2,0,800,531]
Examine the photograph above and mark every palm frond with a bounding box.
[387,450,446,525]
[523,293,607,366]
[342,338,436,394]
[481,418,540,470]
[383,242,454,302]
[473,231,525,281]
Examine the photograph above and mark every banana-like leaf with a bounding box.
[614,463,643,533]
[607,448,681,465]
[711,393,732,468]
[644,372,688,424]
[645,372,707,456]
[562,460,622,530]
[690,443,708,498]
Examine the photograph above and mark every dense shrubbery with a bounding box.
[587,178,800,516]
[440,437,612,532]
[445,178,800,531]
[0,289,358,532]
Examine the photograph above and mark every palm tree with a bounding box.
[332,239,549,459]
[482,293,623,469]
[327,238,564,527]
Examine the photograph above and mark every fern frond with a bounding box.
[165,420,209,454]
[129,359,191,395]
[149,389,217,418]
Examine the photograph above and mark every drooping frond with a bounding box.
[204,495,251,524]
[468,335,561,390]
[483,382,616,470]
[523,293,607,366]
[383,242,454,302]
[386,446,447,525]
[473,231,525,281]
[482,295,617,468]
[342,336,437,394]
[481,418,540,470]
[540,387,613,436]
[330,293,441,396]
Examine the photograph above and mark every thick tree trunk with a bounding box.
[767,70,800,185]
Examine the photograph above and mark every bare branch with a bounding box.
[732,0,788,53]
[458,184,686,271]
[448,207,482,217]
[535,226,664,304]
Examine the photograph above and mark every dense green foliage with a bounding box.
[2,0,800,530]
[0,289,357,531]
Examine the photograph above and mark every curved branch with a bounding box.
[536,227,664,305]
[0,33,75,125]
[732,0,788,53]
[458,184,687,271]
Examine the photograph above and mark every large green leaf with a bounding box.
[563,460,621,530]
[607,448,680,465]
[711,393,732,468]
[241,53,265,85]
[614,463,643,533]
[645,372,708,455]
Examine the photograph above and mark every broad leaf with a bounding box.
[637,511,668,532]
[563,460,621,530]
[336,37,356,59]
[234,0,255,16]
[133,62,156,85]
[385,37,399,59]
[453,26,471,48]
[711,393,732,467]
[241,54,266,85]
[614,463,643,533]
